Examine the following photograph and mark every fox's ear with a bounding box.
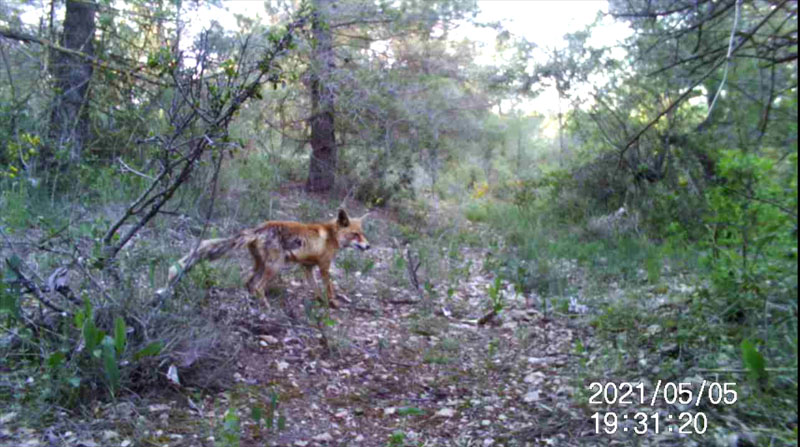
[337,209,350,227]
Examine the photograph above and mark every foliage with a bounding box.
[0,0,796,443]
[703,150,796,298]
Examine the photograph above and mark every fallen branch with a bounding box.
[5,259,65,314]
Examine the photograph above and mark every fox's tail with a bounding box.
[167,231,256,284]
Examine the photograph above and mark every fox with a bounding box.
[165,209,371,308]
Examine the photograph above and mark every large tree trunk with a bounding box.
[48,0,96,164]
[306,0,337,192]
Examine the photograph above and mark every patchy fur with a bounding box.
[165,209,370,308]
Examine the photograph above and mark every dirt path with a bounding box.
[164,240,592,447]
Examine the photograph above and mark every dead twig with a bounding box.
[405,246,423,301]
[117,156,155,180]
[476,309,498,326]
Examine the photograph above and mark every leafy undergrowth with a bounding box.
[1,190,796,447]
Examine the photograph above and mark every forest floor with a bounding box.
[1,189,738,447]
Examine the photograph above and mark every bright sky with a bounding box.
[19,0,631,115]
[471,1,618,51]
[459,1,632,115]
[189,1,631,115]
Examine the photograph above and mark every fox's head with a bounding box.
[335,209,371,251]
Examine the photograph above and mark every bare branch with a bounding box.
[0,26,168,87]
[5,259,66,314]
[619,0,789,161]
[117,157,155,180]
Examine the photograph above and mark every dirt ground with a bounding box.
[0,197,700,447]
[113,239,593,447]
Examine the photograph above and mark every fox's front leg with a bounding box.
[303,265,322,301]
[318,262,339,308]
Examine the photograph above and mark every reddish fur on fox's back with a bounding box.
[163,209,370,308]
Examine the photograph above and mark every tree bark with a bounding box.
[48,0,96,164]
[306,0,337,192]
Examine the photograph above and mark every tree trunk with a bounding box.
[306,0,337,192]
[48,0,96,164]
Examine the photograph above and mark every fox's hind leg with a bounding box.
[246,240,276,308]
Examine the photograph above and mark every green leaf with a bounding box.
[0,278,20,319]
[270,390,279,408]
[47,352,66,370]
[250,405,263,424]
[68,376,81,388]
[134,341,163,361]
[83,319,99,355]
[740,339,767,383]
[397,406,424,416]
[221,408,240,444]
[574,338,585,354]
[6,254,22,272]
[114,316,126,356]
[102,336,120,393]
[388,431,406,445]
[277,414,286,430]
[73,309,85,329]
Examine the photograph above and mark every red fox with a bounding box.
[165,209,370,308]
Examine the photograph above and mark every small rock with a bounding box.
[435,408,455,418]
[524,372,545,383]
[166,364,180,386]
[313,432,334,442]
[527,357,546,366]
[0,412,17,424]
[259,335,279,344]
[523,390,540,403]
[148,404,170,413]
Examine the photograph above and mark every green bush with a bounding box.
[464,201,489,223]
[703,150,796,299]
